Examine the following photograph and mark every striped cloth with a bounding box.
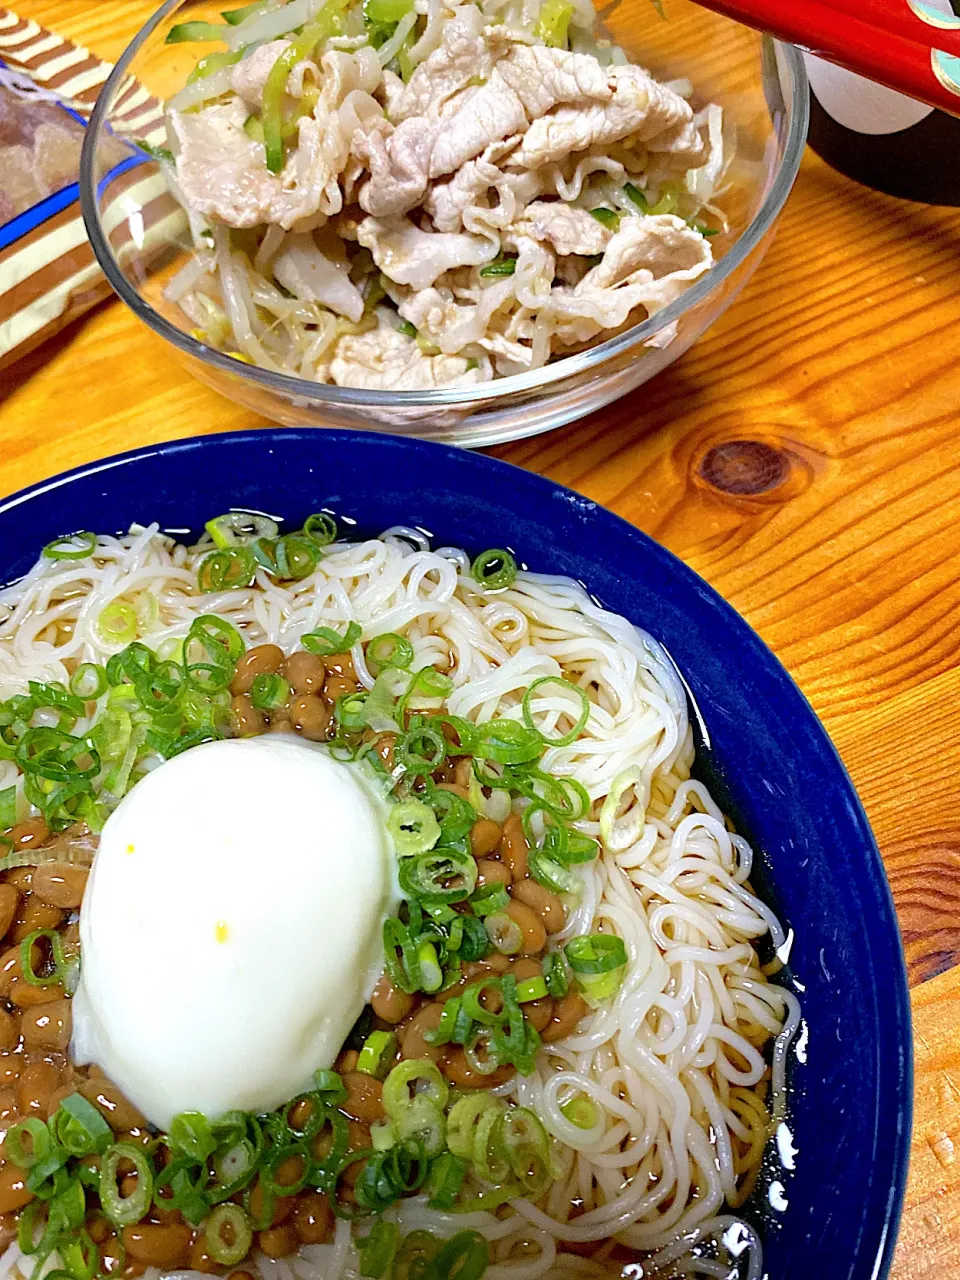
[0,7,182,368]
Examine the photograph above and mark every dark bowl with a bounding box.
[0,430,911,1278]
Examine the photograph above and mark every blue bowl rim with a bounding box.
[79,2,810,408]
[0,428,911,1277]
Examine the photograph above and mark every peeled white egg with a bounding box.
[71,735,394,1129]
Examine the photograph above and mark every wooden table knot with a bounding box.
[696,439,791,497]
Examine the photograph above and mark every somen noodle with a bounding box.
[0,521,800,1280]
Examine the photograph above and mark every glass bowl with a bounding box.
[79,0,808,447]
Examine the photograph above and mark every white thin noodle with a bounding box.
[0,527,801,1280]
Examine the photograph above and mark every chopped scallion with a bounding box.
[387,798,441,857]
[204,1203,252,1266]
[42,531,97,561]
[249,672,291,711]
[470,547,517,591]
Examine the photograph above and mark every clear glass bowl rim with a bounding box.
[79,1,810,410]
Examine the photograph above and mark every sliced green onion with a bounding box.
[139,140,174,162]
[563,828,600,864]
[20,928,67,987]
[96,603,138,646]
[100,1143,154,1226]
[599,767,643,848]
[370,1120,396,1153]
[6,1117,51,1169]
[425,1152,467,1211]
[382,917,419,994]
[445,1092,502,1160]
[543,950,569,997]
[250,672,291,711]
[17,1199,52,1255]
[474,718,541,766]
[352,1142,428,1213]
[302,621,361,656]
[478,256,516,279]
[273,535,319,581]
[516,975,548,1003]
[166,20,227,42]
[160,1159,211,1225]
[262,1141,310,1197]
[361,670,399,733]
[470,547,517,590]
[589,207,620,229]
[424,1230,488,1280]
[69,664,107,701]
[529,849,580,896]
[416,941,443,993]
[397,667,453,719]
[261,21,325,173]
[651,188,679,215]
[535,0,573,45]
[105,641,153,688]
[426,784,476,842]
[187,47,243,82]
[366,633,414,671]
[184,662,232,696]
[52,1093,113,1156]
[398,718,446,776]
[59,1229,98,1280]
[48,1176,86,1228]
[302,513,338,546]
[499,1106,552,1193]
[461,976,507,1026]
[422,996,464,1047]
[565,933,627,1006]
[169,1111,216,1162]
[190,615,245,665]
[470,883,509,917]
[198,546,256,593]
[204,1203,252,1266]
[356,1031,397,1080]
[394,1093,445,1158]
[222,0,269,22]
[42,532,97,561]
[335,691,368,731]
[560,1094,598,1129]
[624,182,650,213]
[365,0,413,19]
[397,319,418,338]
[471,1098,510,1174]
[521,676,591,747]
[205,512,278,548]
[387,798,441,857]
[357,1219,401,1278]
[382,1058,448,1119]
[0,786,16,829]
[398,848,477,904]
[314,1068,347,1103]
[484,912,522,955]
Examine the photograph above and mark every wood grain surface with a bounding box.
[2,3,960,1276]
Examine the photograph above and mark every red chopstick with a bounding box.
[691,0,960,120]
[825,0,960,54]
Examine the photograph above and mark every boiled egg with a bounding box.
[71,735,394,1129]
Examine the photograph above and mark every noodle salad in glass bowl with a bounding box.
[79,0,807,444]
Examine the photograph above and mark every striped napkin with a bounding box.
[0,8,180,368]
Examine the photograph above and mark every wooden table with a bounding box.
[4,3,960,1274]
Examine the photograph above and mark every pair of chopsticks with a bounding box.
[692,0,960,120]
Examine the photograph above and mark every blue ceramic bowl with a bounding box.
[0,430,911,1278]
